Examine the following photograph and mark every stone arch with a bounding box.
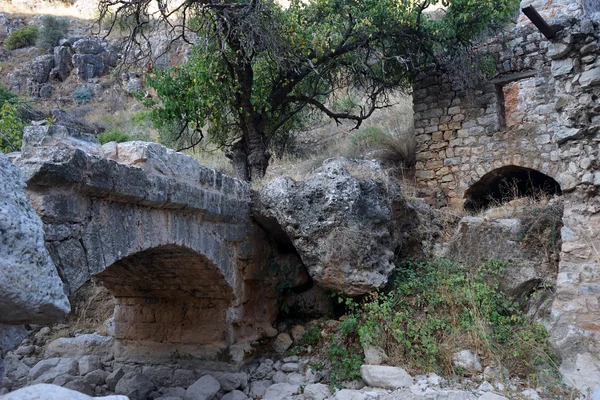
[95,244,236,361]
[464,165,562,211]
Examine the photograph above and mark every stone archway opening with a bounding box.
[464,165,561,211]
[95,245,235,359]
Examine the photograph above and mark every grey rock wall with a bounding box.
[0,152,70,325]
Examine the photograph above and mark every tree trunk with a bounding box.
[245,125,269,182]
[230,140,249,181]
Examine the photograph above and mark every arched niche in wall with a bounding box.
[95,244,234,347]
[464,165,561,211]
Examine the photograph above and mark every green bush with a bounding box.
[36,15,69,50]
[351,259,556,378]
[97,129,131,144]
[72,87,93,105]
[5,25,38,50]
[0,85,17,108]
[0,103,25,153]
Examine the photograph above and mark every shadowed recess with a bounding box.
[464,165,561,211]
[96,245,234,344]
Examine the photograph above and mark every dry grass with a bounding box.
[65,279,114,334]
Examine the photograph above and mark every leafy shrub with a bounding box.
[5,25,38,50]
[36,15,69,50]
[72,87,93,105]
[97,129,131,144]
[0,103,25,153]
[352,259,555,377]
[327,316,363,388]
[0,85,17,108]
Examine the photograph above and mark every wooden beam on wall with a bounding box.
[522,5,557,40]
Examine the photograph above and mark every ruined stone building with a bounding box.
[413,0,600,392]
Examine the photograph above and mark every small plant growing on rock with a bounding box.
[5,25,38,50]
[97,129,131,144]
[72,87,93,105]
[36,15,69,50]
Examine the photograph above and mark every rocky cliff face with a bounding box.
[0,152,70,325]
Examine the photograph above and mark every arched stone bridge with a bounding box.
[16,125,278,369]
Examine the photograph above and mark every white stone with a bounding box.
[303,383,331,400]
[363,345,388,365]
[451,350,482,374]
[262,383,301,399]
[0,383,128,399]
[221,390,249,400]
[360,365,413,389]
[78,355,101,375]
[186,375,220,400]
[478,393,508,400]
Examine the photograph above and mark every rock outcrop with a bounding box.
[253,158,403,296]
[0,152,70,324]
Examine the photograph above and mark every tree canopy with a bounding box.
[98,0,519,181]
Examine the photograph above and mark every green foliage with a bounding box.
[97,129,131,144]
[127,0,519,178]
[298,326,321,347]
[0,102,25,153]
[5,25,38,50]
[36,15,69,50]
[353,259,555,377]
[327,318,363,389]
[72,87,93,105]
[0,85,17,108]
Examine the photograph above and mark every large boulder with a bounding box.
[0,383,128,399]
[253,158,403,296]
[30,55,55,84]
[0,152,70,324]
[446,216,554,301]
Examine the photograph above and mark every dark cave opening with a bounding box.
[464,165,561,211]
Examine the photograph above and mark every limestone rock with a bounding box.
[114,372,154,400]
[78,355,101,375]
[31,55,54,83]
[253,158,401,296]
[30,358,79,384]
[447,217,549,301]
[185,375,220,400]
[2,355,30,390]
[249,379,272,398]
[360,365,413,389]
[0,152,70,324]
[272,333,293,354]
[84,369,109,386]
[0,383,128,399]
[45,334,113,358]
[302,383,331,400]
[106,367,126,391]
[209,371,248,391]
[478,394,508,400]
[290,325,305,342]
[64,379,94,396]
[451,350,482,375]
[363,345,388,366]
[221,391,248,400]
[262,383,300,399]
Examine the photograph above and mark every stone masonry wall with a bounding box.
[413,9,600,394]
